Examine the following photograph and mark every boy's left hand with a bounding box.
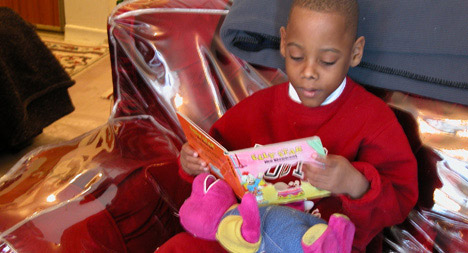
[303,154,369,199]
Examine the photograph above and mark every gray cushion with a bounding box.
[349,1,468,105]
[220,0,292,70]
[220,0,468,105]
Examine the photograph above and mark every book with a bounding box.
[177,112,330,205]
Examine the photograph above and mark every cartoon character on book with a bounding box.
[241,172,267,202]
[264,162,306,199]
[179,173,355,253]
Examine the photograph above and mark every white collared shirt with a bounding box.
[288,77,347,106]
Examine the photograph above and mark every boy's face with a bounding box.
[280,6,364,107]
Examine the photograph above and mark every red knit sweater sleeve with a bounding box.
[339,119,418,250]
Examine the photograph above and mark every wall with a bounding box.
[63,0,116,45]
[0,0,62,31]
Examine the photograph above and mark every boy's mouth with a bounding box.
[301,88,319,98]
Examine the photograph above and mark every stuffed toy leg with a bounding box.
[179,173,355,253]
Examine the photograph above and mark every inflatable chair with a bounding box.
[1,0,468,252]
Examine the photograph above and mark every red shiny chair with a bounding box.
[1,0,468,252]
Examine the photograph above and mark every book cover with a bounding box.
[177,112,330,205]
[177,113,245,198]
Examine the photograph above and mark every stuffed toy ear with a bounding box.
[237,193,261,243]
[190,172,217,197]
[179,173,237,240]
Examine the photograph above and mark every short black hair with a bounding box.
[291,0,359,38]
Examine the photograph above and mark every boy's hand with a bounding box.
[303,154,369,199]
[180,143,209,175]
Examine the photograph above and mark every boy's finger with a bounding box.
[314,154,326,164]
[190,164,209,173]
[315,155,328,169]
[186,155,207,166]
[182,144,197,155]
[187,153,210,170]
[307,159,326,170]
[186,163,209,173]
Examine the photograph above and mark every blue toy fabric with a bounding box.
[223,204,326,252]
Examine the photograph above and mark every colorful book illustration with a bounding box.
[177,112,330,205]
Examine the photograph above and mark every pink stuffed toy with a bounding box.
[179,173,355,252]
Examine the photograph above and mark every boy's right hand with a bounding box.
[180,143,209,176]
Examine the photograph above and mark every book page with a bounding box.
[228,137,330,205]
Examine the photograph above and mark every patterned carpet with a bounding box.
[43,39,109,76]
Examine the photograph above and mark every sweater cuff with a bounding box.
[178,154,195,184]
[340,161,381,209]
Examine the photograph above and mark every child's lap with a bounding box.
[156,232,227,253]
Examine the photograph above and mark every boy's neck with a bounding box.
[288,77,347,106]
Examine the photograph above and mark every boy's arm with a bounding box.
[339,120,418,249]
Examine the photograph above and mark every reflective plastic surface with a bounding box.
[1,0,468,252]
[383,91,468,252]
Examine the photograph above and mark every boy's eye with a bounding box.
[290,56,304,61]
[321,61,336,66]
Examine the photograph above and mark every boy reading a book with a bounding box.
[175,0,418,251]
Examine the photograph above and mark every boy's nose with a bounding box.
[301,60,318,80]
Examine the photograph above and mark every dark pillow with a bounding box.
[220,1,468,105]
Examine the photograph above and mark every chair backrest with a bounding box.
[1,0,468,252]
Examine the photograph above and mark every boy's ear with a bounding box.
[280,26,286,58]
[350,36,365,67]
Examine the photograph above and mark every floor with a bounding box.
[0,32,114,177]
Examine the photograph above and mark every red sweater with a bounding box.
[180,77,418,252]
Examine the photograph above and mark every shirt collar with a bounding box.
[288,77,347,106]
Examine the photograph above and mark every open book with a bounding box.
[177,112,330,205]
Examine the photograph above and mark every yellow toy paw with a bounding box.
[302,223,328,246]
[216,215,261,253]
[330,213,350,220]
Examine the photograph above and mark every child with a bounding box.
[176,0,418,251]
